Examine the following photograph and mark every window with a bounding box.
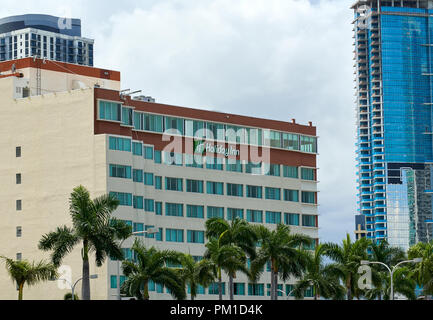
[226,159,243,173]
[185,154,204,168]
[16,253,22,261]
[155,202,162,215]
[246,128,262,146]
[207,181,224,195]
[267,284,283,297]
[283,166,298,178]
[246,185,262,199]
[16,174,21,185]
[187,205,204,218]
[247,210,263,223]
[185,119,205,138]
[166,229,184,242]
[16,200,22,211]
[300,136,317,153]
[109,164,132,179]
[206,122,225,141]
[164,152,183,166]
[301,168,315,181]
[269,131,282,148]
[285,213,300,226]
[206,157,224,170]
[227,183,243,197]
[121,107,133,126]
[282,133,299,151]
[144,173,154,186]
[265,187,281,200]
[133,169,143,183]
[143,113,163,132]
[284,189,299,202]
[302,215,317,227]
[187,230,205,243]
[16,146,21,158]
[234,283,245,296]
[155,228,163,241]
[109,137,131,152]
[155,176,162,190]
[207,206,224,219]
[188,284,205,295]
[133,196,143,209]
[302,191,316,204]
[266,211,281,224]
[164,116,184,135]
[165,177,183,192]
[16,226,22,237]
[154,150,162,163]
[186,179,204,193]
[264,163,280,177]
[225,125,244,144]
[132,142,143,156]
[110,192,132,206]
[166,203,184,217]
[133,223,144,235]
[144,199,154,212]
[99,101,121,122]
[227,208,244,220]
[209,283,225,295]
[248,283,264,296]
[144,146,154,160]
[245,162,262,175]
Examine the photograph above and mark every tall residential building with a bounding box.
[0,14,94,66]
[352,0,433,250]
[0,57,319,300]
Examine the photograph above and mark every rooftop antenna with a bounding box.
[129,90,142,95]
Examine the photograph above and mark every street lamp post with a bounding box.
[51,274,98,300]
[116,228,158,300]
[361,258,422,300]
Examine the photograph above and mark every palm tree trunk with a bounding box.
[82,241,91,301]
[229,274,234,300]
[143,282,149,300]
[218,269,223,301]
[18,282,24,300]
[346,274,352,300]
[274,270,279,301]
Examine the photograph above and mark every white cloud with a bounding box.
[0,0,357,243]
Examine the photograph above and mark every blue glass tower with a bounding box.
[352,0,433,251]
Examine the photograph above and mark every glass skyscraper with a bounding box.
[352,0,433,251]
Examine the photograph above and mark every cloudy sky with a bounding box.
[0,0,357,244]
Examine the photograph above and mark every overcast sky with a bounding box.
[0,0,357,244]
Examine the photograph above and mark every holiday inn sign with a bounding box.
[194,140,240,157]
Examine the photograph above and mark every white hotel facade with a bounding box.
[0,56,319,300]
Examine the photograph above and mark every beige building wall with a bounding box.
[0,77,110,300]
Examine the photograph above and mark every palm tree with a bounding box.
[293,244,345,300]
[365,240,406,300]
[120,239,186,300]
[205,217,257,300]
[38,185,132,300]
[250,224,312,300]
[204,237,248,300]
[0,256,57,300]
[322,234,370,300]
[64,293,80,300]
[407,241,433,297]
[178,254,216,300]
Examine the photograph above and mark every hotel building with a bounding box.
[0,56,319,300]
[352,0,433,250]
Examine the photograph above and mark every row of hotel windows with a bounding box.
[100,102,317,153]
[110,175,317,202]
[111,202,317,227]
[109,277,314,297]
[108,136,316,180]
[109,175,317,203]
